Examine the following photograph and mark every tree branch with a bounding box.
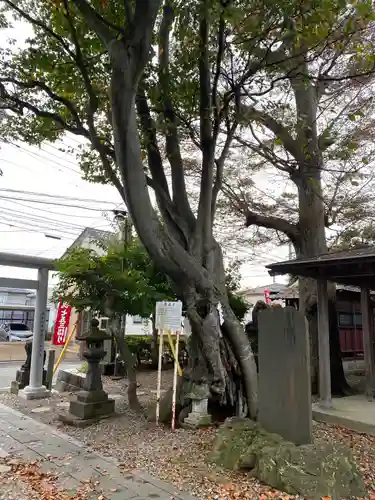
[239,104,304,163]
[194,0,215,259]
[3,0,76,59]
[246,211,300,246]
[212,9,226,143]
[234,132,297,175]
[136,85,170,197]
[61,1,125,201]
[211,120,237,220]
[158,2,195,227]
[0,82,87,136]
[70,0,116,46]
[1,77,83,127]
[124,0,134,25]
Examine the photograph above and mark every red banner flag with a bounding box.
[264,289,271,305]
[52,302,72,345]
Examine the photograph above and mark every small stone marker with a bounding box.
[45,349,56,391]
[31,406,51,413]
[183,382,212,429]
[258,306,312,445]
[10,381,19,395]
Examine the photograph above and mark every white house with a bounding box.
[0,286,55,332]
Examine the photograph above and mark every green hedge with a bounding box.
[122,335,186,357]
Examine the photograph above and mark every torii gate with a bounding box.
[0,252,55,399]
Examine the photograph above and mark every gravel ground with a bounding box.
[0,473,42,500]
[1,369,375,499]
[0,458,94,500]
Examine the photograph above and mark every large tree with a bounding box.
[1,0,373,413]
[205,2,375,394]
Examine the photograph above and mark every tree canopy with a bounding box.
[53,239,175,317]
[53,238,249,321]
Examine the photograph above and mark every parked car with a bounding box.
[0,323,33,342]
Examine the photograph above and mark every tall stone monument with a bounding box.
[258,306,312,445]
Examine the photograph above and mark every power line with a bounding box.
[0,188,116,205]
[43,141,79,157]
[0,198,108,219]
[0,220,76,239]
[6,142,82,175]
[0,207,88,231]
[32,144,81,167]
[10,141,80,168]
[0,195,114,211]
[0,214,80,237]
[0,157,83,191]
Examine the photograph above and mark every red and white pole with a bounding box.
[171,330,180,431]
[156,329,164,425]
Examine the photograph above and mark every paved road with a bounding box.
[0,360,82,390]
[0,403,196,499]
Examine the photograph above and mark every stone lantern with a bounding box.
[183,382,212,429]
[68,319,115,422]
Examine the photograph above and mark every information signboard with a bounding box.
[155,301,182,331]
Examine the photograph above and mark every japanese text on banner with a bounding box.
[52,303,72,346]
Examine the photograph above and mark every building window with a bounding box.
[0,293,8,304]
[338,311,362,328]
[133,315,143,324]
[99,318,109,330]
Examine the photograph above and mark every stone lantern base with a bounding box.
[69,389,115,420]
[183,398,212,429]
[58,319,115,427]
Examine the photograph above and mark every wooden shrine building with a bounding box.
[266,246,375,408]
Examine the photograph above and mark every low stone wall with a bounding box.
[55,368,85,393]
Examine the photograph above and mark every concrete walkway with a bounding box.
[313,394,375,436]
[0,403,196,500]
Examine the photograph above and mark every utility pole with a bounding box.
[113,209,132,376]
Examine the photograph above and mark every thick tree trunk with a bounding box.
[297,174,349,395]
[182,287,257,419]
[152,296,257,425]
[109,317,142,412]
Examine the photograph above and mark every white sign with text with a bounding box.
[155,301,183,331]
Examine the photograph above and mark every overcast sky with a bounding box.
[0,17,288,291]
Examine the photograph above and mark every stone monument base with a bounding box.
[58,409,115,428]
[183,410,212,429]
[66,389,115,424]
[15,369,47,390]
[69,398,115,420]
[19,385,51,400]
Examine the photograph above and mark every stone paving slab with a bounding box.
[0,403,197,500]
